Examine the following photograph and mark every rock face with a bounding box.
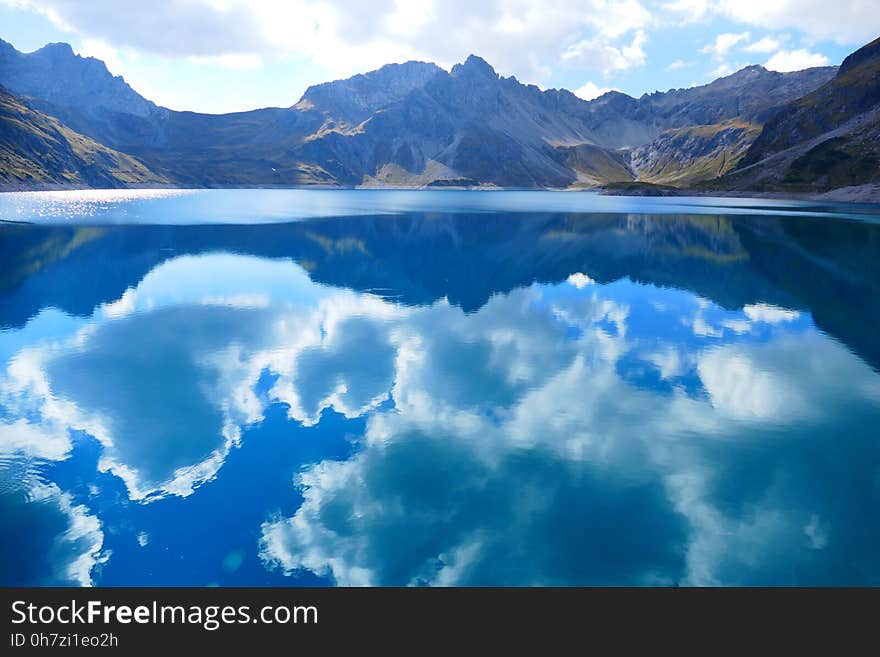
[716,37,880,192]
[0,85,165,189]
[0,35,872,192]
[637,65,837,128]
[296,61,445,125]
[291,55,617,187]
[0,40,160,120]
[629,120,762,186]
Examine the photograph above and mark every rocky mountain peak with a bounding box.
[839,36,880,75]
[451,55,498,79]
[297,59,442,122]
[0,39,156,119]
[34,42,75,57]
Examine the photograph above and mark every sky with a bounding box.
[0,0,878,114]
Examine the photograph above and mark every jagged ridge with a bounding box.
[1,35,873,192]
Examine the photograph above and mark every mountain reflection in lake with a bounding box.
[1,193,879,586]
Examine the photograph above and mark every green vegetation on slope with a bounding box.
[0,86,166,188]
[558,143,634,187]
[715,37,880,193]
[630,120,762,187]
[783,134,880,188]
[741,37,880,166]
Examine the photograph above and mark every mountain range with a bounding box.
[1,35,878,196]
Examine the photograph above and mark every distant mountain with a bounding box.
[0,85,165,189]
[714,37,880,193]
[292,55,620,187]
[627,65,838,186]
[636,65,837,127]
[0,40,157,118]
[0,35,872,194]
[286,57,835,187]
[296,61,445,125]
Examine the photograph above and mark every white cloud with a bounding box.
[647,346,685,379]
[0,419,71,461]
[8,0,656,90]
[692,313,723,337]
[743,303,800,323]
[7,0,873,113]
[700,32,750,61]
[50,486,107,586]
[764,48,830,72]
[386,0,435,37]
[562,28,648,74]
[717,0,880,44]
[663,0,880,44]
[660,0,711,23]
[708,62,735,78]
[573,81,619,101]
[4,234,880,587]
[742,36,783,53]
[721,318,751,334]
[16,0,265,56]
[698,346,805,420]
[258,276,880,586]
[567,272,597,287]
[187,53,264,70]
[665,58,689,70]
[0,252,410,500]
[260,288,691,586]
[0,404,105,586]
[589,0,653,39]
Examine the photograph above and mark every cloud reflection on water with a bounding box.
[1,248,879,586]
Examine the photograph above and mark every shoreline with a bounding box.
[1,182,879,206]
[597,184,880,205]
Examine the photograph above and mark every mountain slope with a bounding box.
[716,38,880,192]
[256,56,836,188]
[624,65,836,186]
[0,39,170,152]
[290,56,608,187]
[0,85,166,189]
[295,61,445,126]
[0,40,157,118]
[225,60,829,187]
[629,120,762,186]
[0,36,857,191]
[637,65,836,129]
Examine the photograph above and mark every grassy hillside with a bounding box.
[740,38,880,165]
[630,120,761,187]
[713,37,880,193]
[0,86,166,188]
[781,125,880,189]
[558,143,634,186]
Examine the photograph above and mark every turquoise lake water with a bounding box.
[1,189,879,586]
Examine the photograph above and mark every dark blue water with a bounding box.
[1,190,879,586]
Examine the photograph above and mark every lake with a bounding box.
[1,189,879,586]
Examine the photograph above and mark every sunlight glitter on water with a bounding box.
[0,189,197,221]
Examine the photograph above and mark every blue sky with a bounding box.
[1,0,877,114]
